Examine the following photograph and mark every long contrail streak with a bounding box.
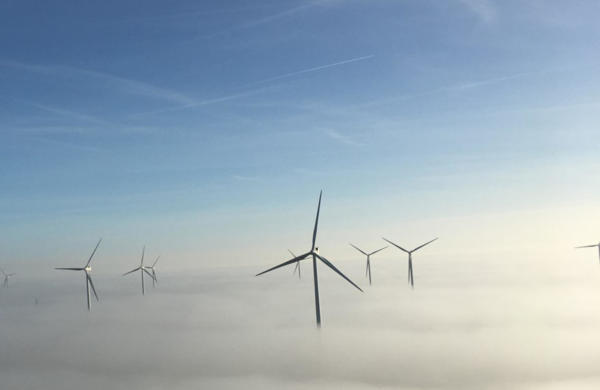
[248,54,375,86]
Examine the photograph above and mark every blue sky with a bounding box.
[1,0,600,271]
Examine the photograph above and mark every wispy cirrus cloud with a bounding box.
[239,2,316,29]
[323,128,363,146]
[15,99,112,126]
[247,54,375,87]
[458,0,497,23]
[0,59,197,106]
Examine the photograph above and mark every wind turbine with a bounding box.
[349,244,387,285]
[575,242,600,263]
[382,237,438,288]
[257,191,363,327]
[288,249,301,279]
[0,268,16,287]
[147,256,160,287]
[123,246,155,295]
[55,238,102,310]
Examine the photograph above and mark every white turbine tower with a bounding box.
[123,246,155,295]
[382,237,438,288]
[55,238,102,310]
[575,242,600,263]
[0,268,16,287]
[349,244,387,285]
[257,191,363,327]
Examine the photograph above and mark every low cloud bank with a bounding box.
[1,259,600,389]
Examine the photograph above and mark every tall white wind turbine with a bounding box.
[55,238,102,310]
[0,268,16,287]
[147,256,160,287]
[349,244,387,285]
[289,249,301,279]
[382,237,438,288]
[257,191,363,327]
[123,246,155,295]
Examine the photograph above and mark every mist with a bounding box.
[2,253,600,390]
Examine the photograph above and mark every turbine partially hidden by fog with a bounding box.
[146,256,160,287]
[123,246,155,295]
[349,243,387,285]
[257,191,363,327]
[288,249,301,279]
[54,238,102,311]
[382,237,438,288]
[0,267,16,287]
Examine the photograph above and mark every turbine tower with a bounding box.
[257,191,363,327]
[55,238,102,310]
[0,268,16,287]
[288,249,301,279]
[382,237,438,288]
[123,246,155,295]
[575,242,600,263]
[349,244,387,285]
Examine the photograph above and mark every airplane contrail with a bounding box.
[248,54,375,86]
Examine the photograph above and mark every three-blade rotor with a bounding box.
[54,238,102,310]
[256,191,363,327]
[123,246,156,295]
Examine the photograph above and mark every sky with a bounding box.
[1,1,600,388]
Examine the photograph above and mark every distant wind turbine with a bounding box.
[55,238,102,310]
[288,249,301,279]
[0,268,16,287]
[349,244,387,285]
[123,246,155,295]
[575,242,600,263]
[382,237,438,288]
[147,256,160,287]
[257,191,363,327]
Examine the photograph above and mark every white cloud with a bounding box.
[459,0,497,23]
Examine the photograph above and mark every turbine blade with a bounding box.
[256,252,310,276]
[87,274,99,301]
[315,253,363,292]
[123,267,141,276]
[85,238,103,267]
[368,246,388,256]
[140,246,145,266]
[55,267,85,271]
[311,191,322,251]
[152,256,160,267]
[575,244,599,248]
[349,243,367,256]
[288,249,297,258]
[382,238,409,253]
[412,237,438,252]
